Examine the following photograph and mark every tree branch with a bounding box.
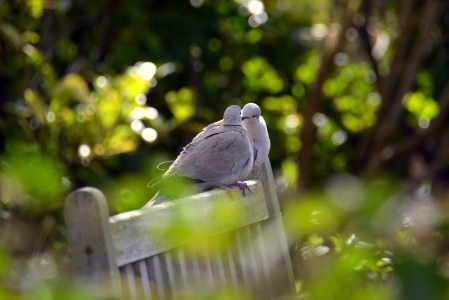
[430,125,449,174]
[355,0,382,91]
[363,0,447,173]
[356,0,417,170]
[379,0,417,107]
[297,4,352,192]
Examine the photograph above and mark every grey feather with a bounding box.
[146,105,254,206]
[241,103,271,168]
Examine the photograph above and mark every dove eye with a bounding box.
[252,115,256,118]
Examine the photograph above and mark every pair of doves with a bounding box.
[147,103,270,206]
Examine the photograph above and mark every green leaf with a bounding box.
[295,64,317,84]
[26,0,43,19]
[165,87,196,123]
[263,95,297,114]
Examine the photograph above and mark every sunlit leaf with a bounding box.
[341,113,365,132]
[263,95,297,114]
[24,88,46,123]
[323,77,347,97]
[291,83,306,99]
[295,64,317,84]
[116,71,150,101]
[246,28,263,44]
[21,31,40,44]
[242,56,284,93]
[97,89,122,129]
[285,135,301,156]
[53,73,90,103]
[282,158,299,187]
[403,92,439,120]
[0,142,66,214]
[22,43,43,66]
[26,0,43,18]
[0,22,22,48]
[104,124,138,155]
[415,70,433,95]
[165,87,196,123]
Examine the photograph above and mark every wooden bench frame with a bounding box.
[64,160,295,299]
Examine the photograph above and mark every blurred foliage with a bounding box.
[1,0,449,299]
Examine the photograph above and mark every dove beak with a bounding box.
[241,116,248,121]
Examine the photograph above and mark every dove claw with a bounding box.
[229,181,252,196]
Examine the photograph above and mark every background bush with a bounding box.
[1,0,449,299]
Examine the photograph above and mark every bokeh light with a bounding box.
[132,107,145,119]
[131,120,144,132]
[345,28,358,41]
[138,62,157,80]
[141,128,158,143]
[135,94,147,105]
[144,107,159,119]
[96,76,107,88]
[312,113,328,127]
[247,0,264,15]
[334,52,349,66]
[46,111,55,122]
[310,24,328,39]
[285,114,300,128]
[29,118,38,130]
[190,0,204,8]
[418,115,430,128]
[331,130,347,145]
[78,144,91,158]
[238,0,268,28]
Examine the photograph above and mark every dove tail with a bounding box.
[157,160,174,170]
[147,161,176,188]
[147,174,164,189]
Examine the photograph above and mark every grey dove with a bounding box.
[241,103,271,168]
[146,105,254,206]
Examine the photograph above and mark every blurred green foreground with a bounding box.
[1,0,449,299]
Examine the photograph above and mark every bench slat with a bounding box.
[65,160,296,298]
[64,187,120,287]
[254,223,272,290]
[137,260,152,299]
[124,264,137,300]
[245,160,296,297]
[110,180,269,266]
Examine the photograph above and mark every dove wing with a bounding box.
[163,120,224,177]
[176,127,253,182]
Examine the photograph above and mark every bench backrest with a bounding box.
[64,160,295,299]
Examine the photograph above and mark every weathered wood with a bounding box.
[137,260,152,299]
[110,180,269,266]
[245,160,296,298]
[64,187,119,287]
[65,159,296,299]
[254,223,272,292]
[123,264,137,300]
[223,233,239,292]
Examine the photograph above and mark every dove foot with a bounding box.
[229,181,252,196]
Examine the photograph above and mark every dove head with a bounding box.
[241,103,261,125]
[223,105,242,125]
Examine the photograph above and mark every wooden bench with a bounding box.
[64,160,296,299]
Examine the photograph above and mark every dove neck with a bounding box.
[223,124,242,126]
